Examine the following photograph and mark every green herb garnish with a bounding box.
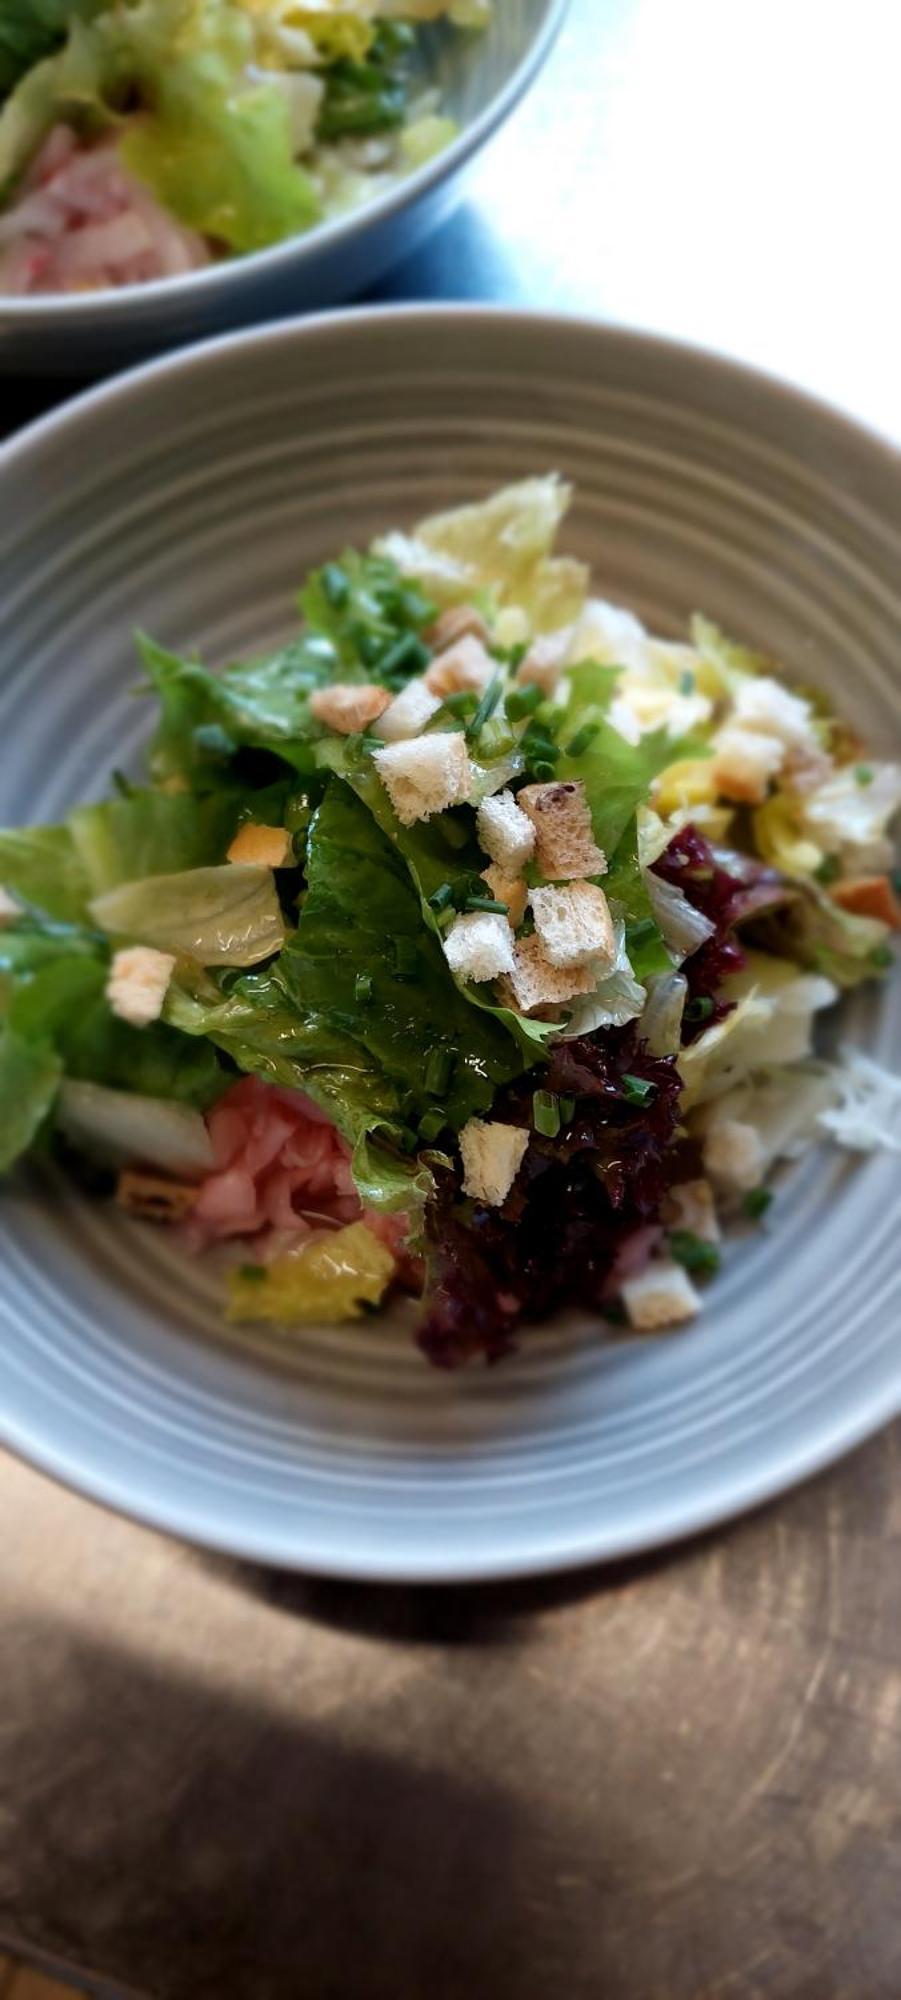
[743,1187,773,1220]
[532,1089,561,1137]
[668,1230,720,1276]
[621,1073,657,1106]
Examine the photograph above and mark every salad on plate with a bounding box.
[0,0,488,293]
[1,476,899,1367]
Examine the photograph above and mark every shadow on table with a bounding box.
[1,1617,545,2000]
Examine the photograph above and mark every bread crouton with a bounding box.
[426,604,489,652]
[515,626,573,696]
[622,1259,701,1330]
[476,788,536,873]
[498,931,595,1016]
[379,678,443,743]
[459,1119,529,1207]
[424,632,495,697]
[712,726,784,804]
[442,911,515,983]
[702,1119,765,1192]
[518,780,606,880]
[481,865,528,929]
[116,1170,198,1223]
[226,822,293,868]
[529,881,616,970]
[662,1178,721,1244]
[106,946,176,1028]
[310,682,391,735]
[373,732,473,825]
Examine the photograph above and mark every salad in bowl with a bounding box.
[1,475,898,1367]
[0,0,489,292]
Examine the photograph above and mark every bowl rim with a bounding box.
[4,296,901,476]
[2,302,901,1580]
[0,0,569,323]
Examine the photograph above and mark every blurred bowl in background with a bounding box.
[0,0,567,377]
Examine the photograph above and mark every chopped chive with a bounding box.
[359,736,386,755]
[467,674,504,737]
[355,628,387,668]
[522,721,559,759]
[668,1230,721,1276]
[397,1125,420,1154]
[679,668,695,695]
[815,855,841,886]
[354,972,373,1002]
[464,895,509,914]
[855,763,874,786]
[424,1045,454,1096]
[620,1073,657,1106]
[507,682,544,721]
[393,937,419,978]
[419,1107,447,1143]
[428,882,455,913]
[533,1089,561,1137]
[683,996,715,1023]
[320,562,349,608]
[743,1186,773,1220]
[111,769,134,798]
[564,722,600,759]
[533,759,557,782]
[379,632,431,682]
[559,1095,576,1125]
[442,689,479,718]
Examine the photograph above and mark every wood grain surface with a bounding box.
[2,1422,900,2000]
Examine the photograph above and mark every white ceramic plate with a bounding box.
[0,1,566,375]
[1,306,899,1579]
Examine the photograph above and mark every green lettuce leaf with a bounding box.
[0,1025,61,1171]
[556,663,704,858]
[141,634,338,785]
[90,863,286,966]
[375,476,589,631]
[69,785,243,894]
[0,822,92,924]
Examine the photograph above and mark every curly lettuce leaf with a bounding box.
[281,777,531,1121]
[0,822,92,924]
[90,863,286,965]
[374,476,589,632]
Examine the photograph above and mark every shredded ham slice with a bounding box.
[184,1076,420,1289]
[0,125,212,294]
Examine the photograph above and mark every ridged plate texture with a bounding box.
[1,307,899,1578]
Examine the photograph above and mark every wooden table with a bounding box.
[3,4,901,1994]
[3,1430,901,1999]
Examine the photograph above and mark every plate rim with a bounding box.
[2,302,900,1580]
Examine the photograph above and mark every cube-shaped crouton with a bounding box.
[621,1259,701,1331]
[476,788,536,874]
[459,1119,529,1207]
[106,946,176,1028]
[529,881,616,970]
[227,822,293,868]
[515,626,572,696]
[379,678,443,743]
[702,1119,765,1191]
[481,865,528,929]
[442,911,515,983]
[498,932,595,1017]
[712,726,784,804]
[662,1177,721,1244]
[424,632,496,698]
[373,732,473,825]
[518,780,606,880]
[426,604,489,652]
[310,682,391,735]
[116,1170,198,1222]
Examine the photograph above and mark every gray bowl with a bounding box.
[1,306,900,1580]
[0,0,565,376]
